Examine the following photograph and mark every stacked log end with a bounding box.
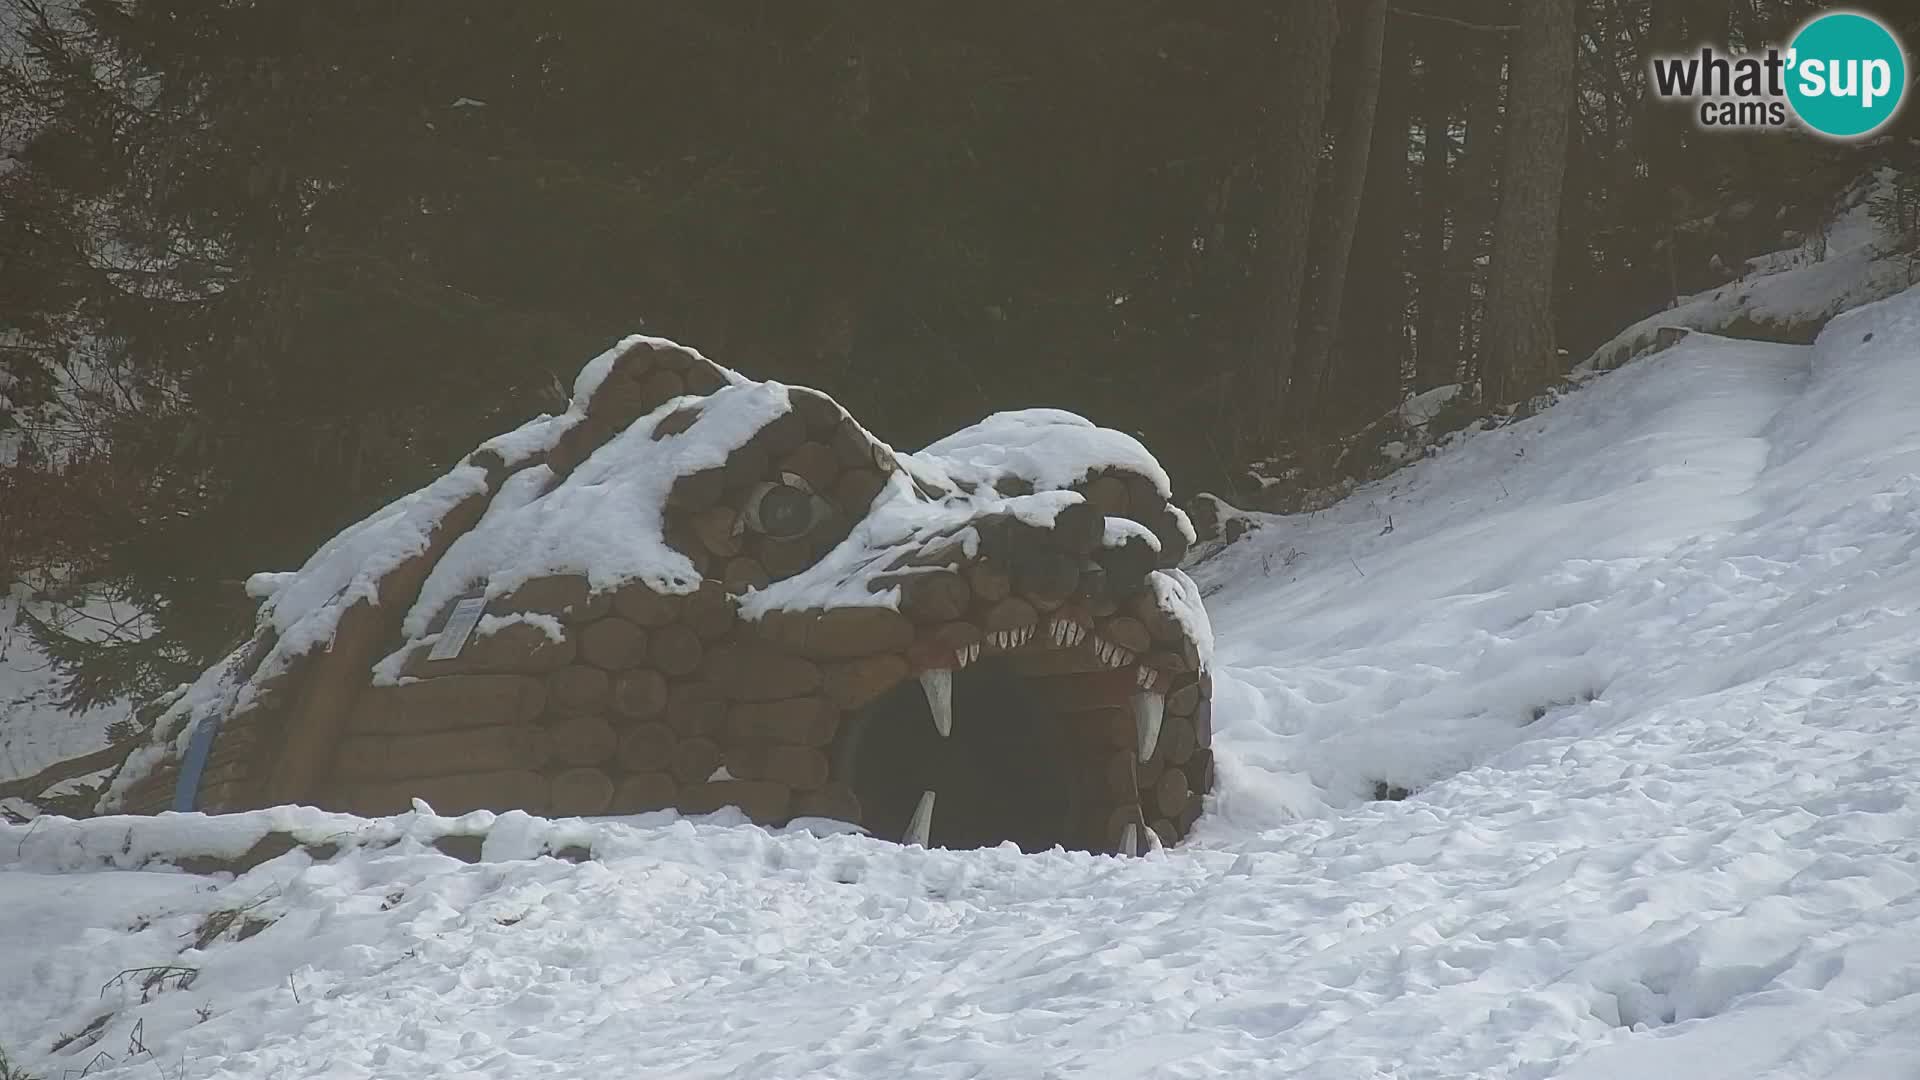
[329,575,847,827]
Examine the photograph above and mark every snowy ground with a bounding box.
[6,287,1920,1076]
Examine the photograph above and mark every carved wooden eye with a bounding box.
[743,473,832,540]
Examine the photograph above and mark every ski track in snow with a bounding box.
[7,291,1920,1076]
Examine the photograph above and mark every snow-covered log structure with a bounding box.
[100,337,1214,854]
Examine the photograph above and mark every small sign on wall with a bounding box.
[429,596,489,660]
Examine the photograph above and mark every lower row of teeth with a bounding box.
[899,790,1157,856]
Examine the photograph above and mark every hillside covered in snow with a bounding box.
[4,274,1920,1076]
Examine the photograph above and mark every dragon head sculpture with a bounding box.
[104,337,1214,855]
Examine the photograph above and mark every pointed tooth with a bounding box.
[952,647,969,670]
[919,669,953,738]
[903,790,936,847]
[1132,689,1165,763]
[968,642,980,665]
[1119,823,1138,857]
[1144,826,1165,854]
[1136,666,1154,689]
[1068,624,1084,646]
[1051,620,1066,646]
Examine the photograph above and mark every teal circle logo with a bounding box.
[1786,12,1906,139]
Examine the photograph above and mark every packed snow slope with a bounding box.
[8,287,1920,1078]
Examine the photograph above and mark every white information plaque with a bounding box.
[428,596,488,661]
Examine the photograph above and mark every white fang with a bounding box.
[904,790,936,847]
[920,669,953,737]
[1132,689,1165,763]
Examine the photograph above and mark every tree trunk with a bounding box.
[1414,42,1457,392]
[1334,15,1413,427]
[1456,28,1507,386]
[1290,0,1389,435]
[1237,0,1341,454]
[1642,0,1689,307]
[1484,0,1577,407]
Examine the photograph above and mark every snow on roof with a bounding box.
[739,406,1175,616]
[405,381,793,636]
[248,466,491,646]
[736,480,1083,618]
[476,412,580,472]
[232,463,495,703]
[569,334,745,413]
[912,408,1170,499]
[1148,568,1212,671]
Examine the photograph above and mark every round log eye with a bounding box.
[744,482,818,540]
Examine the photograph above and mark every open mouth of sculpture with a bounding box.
[836,609,1189,856]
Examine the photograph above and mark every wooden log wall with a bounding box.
[137,332,1214,853]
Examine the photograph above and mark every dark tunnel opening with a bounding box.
[840,657,1086,853]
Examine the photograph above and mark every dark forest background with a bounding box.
[4,0,1919,709]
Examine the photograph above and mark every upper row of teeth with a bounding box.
[985,625,1034,652]
[946,616,1135,670]
[1091,637,1134,669]
[917,643,1166,764]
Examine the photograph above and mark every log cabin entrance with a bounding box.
[840,657,1086,853]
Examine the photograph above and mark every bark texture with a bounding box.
[1239,0,1341,450]
[1483,0,1577,407]
[1291,0,1391,433]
